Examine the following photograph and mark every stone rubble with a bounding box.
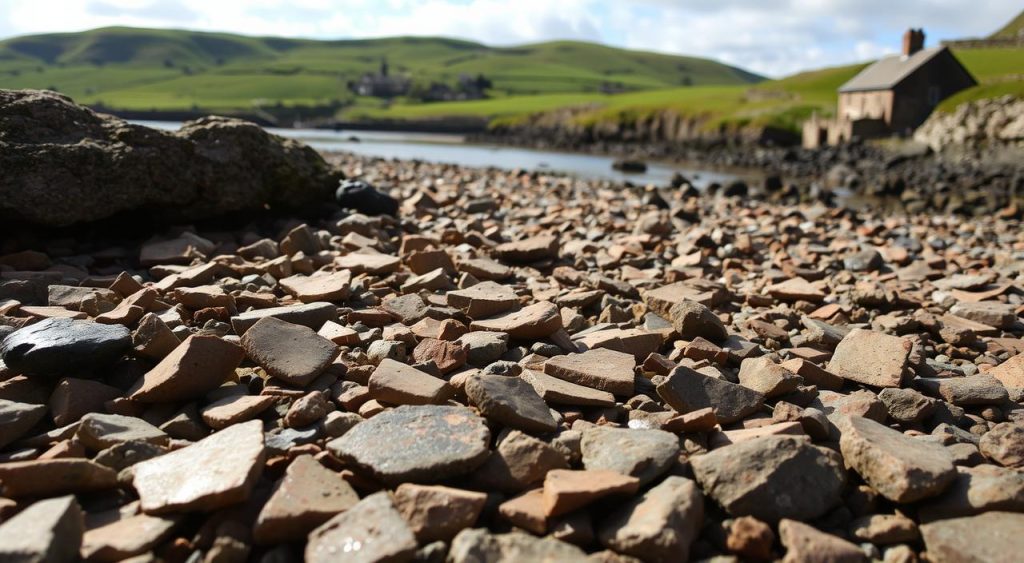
[0,150,1021,561]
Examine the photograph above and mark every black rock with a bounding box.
[723,181,749,197]
[0,318,132,378]
[612,159,647,173]
[335,180,399,217]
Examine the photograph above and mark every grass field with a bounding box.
[0,27,762,111]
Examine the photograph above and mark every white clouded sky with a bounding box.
[0,0,1017,77]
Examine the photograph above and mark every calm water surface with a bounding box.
[135,120,737,188]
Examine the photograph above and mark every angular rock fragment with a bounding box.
[280,270,352,303]
[470,430,569,492]
[0,459,118,497]
[132,420,265,514]
[542,347,636,396]
[465,373,557,433]
[306,491,417,563]
[0,398,47,449]
[129,335,245,403]
[542,469,639,517]
[448,281,519,318]
[254,455,360,544]
[580,426,679,487]
[828,329,910,388]
[81,512,180,561]
[76,413,169,451]
[838,415,955,502]
[0,318,131,378]
[520,368,616,407]
[327,405,490,485]
[656,365,764,424]
[0,495,83,563]
[449,529,588,563]
[598,476,703,563]
[778,519,865,563]
[920,512,1024,563]
[471,301,563,340]
[394,484,487,542]
[691,436,845,522]
[367,358,454,406]
[230,302,337,334]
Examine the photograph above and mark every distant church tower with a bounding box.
[380,58,389,77]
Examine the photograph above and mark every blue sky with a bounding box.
[0,0,1017,77]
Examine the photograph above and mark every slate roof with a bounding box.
[838,47,946,93]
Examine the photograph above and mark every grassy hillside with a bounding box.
[990,9,1024,39]
[0,26,762,111]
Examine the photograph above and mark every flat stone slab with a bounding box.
[241,316,339,387]
[916,374,1009,405]
[778,519,865,562]
[394,483,487,543]
[81,512,180,561]
[132,420,266,514]
[335,252,401,274]
[280,270,352,303]
[450,529,588,563]
[986,352,1024,390]
[0,495,83,563]
[581,426,679,487]
[656,365,764,424]
[129,335,245,403]
[691,435,846,522]
[327,405,490,485]
[447,281,519,318]
[306,491,417,563]
[543,347,636,396]
[201,394,277,430]
[470,301,563,340]
[766,278,825,302]
[0,318,131,377]
[254,455,360,544]
[0,459,118,498]
[542,469,639,517]
[921,511,1024,563]
[828,329,911,388]
[76,413,168,451]
[494,234,559,263]
[520,369,616,407]
[368,358,454,405]
[465,373,558,434]
[838,415,955,503]
[230,302,337,334]
[0,398,48,449]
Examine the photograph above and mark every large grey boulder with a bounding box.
[0,89,341,227]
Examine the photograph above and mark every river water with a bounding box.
[135,121,736,188]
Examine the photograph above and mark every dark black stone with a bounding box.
[0,318,132,378]
[335,179,399,217]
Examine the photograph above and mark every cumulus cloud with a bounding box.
[0,0,1017,77]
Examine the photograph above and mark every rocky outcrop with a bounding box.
[0,89,341,227]
[914,95,1024,150]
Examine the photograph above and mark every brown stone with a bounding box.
[129,335,245,403]
[0,495,84,563]
[241,316,339,387]
[394,484,487,542]
[132,420,265,514]
[494,234,559,263]
[0,459,117,498]
[520,368,616,407]
[828,329,911,388]
[306,491,417,563]
[779,519,865,563]
[201,394,277,430]
[447,281,518,318]
[471,300,563,339]
[81,512,180,561]
[254,455,360,544]
[542,469,639,517]
[368,358,454,405]
[543,347,636,396]
[412,337,467,374]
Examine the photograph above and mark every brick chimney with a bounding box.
[902,28,925,56]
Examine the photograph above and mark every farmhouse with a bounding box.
[803,29,977,148]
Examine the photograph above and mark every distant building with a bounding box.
[803,29,977,148]
[353,58,410,98]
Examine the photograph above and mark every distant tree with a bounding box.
[475,73,492,90]
[47,85,59,92]
[164,59,175,68]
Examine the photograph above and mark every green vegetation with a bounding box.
[990,9,1024,39]
[0,26,762,111]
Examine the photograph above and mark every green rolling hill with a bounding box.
[0,26,763,112]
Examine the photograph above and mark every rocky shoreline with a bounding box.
[1,134,1023,560]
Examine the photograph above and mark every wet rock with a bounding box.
[656,365,764,424]
[132,419,265,514]
[254,455,360,544]
[581,426,679,487]
[0,495,83,563]
[327,405,490,485]
[828,329,911,388]
[0,318,131,378]
[838,415,955,502]
[241,316,339,387]
[597,476,703,563]
[690,436,846,522]
[464,373,558,433]
[306,491,417,563]
[543,347,636,396]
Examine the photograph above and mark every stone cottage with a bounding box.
[803,29,977,148]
